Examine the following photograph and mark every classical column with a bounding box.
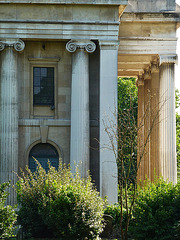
[143,71,151,180]
[99,41,118,204]
[66,40,96,178]
[0,39,25,205]
[150,62,160,181]
[137,76,145,181]
[159,55,177,183]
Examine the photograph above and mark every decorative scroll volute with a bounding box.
[66,40,96,53]
[0,39,25,52]
[14,40,25,52]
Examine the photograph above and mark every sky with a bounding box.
[176,0,180,113]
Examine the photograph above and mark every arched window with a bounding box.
[29,143,59,172]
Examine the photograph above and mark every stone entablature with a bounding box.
[0,2,123,41]
[0,0,128,5]
[125,0,176,12]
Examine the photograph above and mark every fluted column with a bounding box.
[137,76,145,180]
[150,64,160,181]
[0,39,25,205]
[66,40,96,178]
[159,55,177,183]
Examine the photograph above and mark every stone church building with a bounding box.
[0,0,179,205]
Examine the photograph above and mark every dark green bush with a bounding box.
[16,160,104,239]
[0,182,17,239]
[104,204,121,226]
[104,204,122,239]
[129,177,180,240]
[104,179,180,240]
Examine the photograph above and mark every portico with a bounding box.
[0,0,179,205]
[118,9,179,183]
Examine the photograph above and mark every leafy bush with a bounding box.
[0,182,17,239]
[129,177,180,240]
[104,204,122,239]
[104,204,121,226]
[16,160,105,239]
[104,179,180,240]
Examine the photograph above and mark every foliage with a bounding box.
[104,203,125,239]
[105,77,166,240]
[176,89,180,181]
[104,203,122,226]
[104,77,139,240]
[118,77,138,120]
[0,182,17,239]
[129,177,180,240]
[16,160,105,239]
[117,77,138,185]
[105,179,180,240]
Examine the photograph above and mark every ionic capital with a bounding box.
[66,40,96,53]
[0,39,25,52]
[143,69,151,80]
[137,75,144,86]
[160,55,177,65]
[151,61,159,73]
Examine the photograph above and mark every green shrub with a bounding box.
[16,160,105,239]
[104,204,122,239]
[0,182,17,239]
[129,177,180,240]
[104,204,121,226]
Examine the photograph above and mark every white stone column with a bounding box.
[66,40,96,178]
[99,41,119,204]
[159,55,177,184]
[0,39,25,205]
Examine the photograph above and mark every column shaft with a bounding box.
[159,61,177,183]
[70,49,89,178]
[99,42,118,204]
[144,79,151,179]
[0,47,18,205]
[150,71,160,180]
[137,80,145,180]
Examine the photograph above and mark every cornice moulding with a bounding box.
[0,19,120,26]
[0,0,128,5]
[120,12,180,22]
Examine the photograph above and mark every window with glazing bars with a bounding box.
[33,67,54,106]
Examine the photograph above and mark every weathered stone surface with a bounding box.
[0,0,179,205]
[125,0,176,12]
[0,0,128,5]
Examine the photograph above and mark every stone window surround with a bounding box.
[25,139,64,169]
[28,57,60,119]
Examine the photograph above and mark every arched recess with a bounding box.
[25,139,63,172]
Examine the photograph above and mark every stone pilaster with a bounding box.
[99,41,118,204]
[66,40,96,178]
[159,55,177,183]
[0,39,25,205]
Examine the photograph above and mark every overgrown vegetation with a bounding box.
[105,77,171,239]
[16,160,105,239]
[176,89,180,181]
[0,182,17,239]
[117,77,138,185]
[105,178,180,239]
[130,177,180,240]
